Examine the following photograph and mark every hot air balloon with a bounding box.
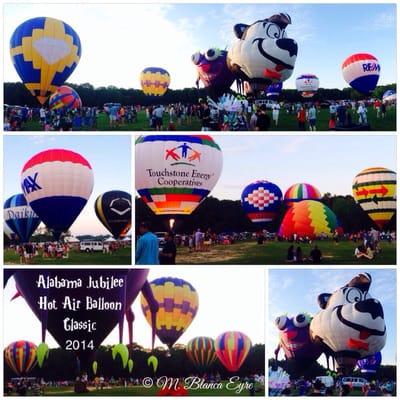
[241,180,282,224]
[352,167,396,229]
[135,135,223,216]
[186,337,217,371]
[215,331,251,372]
[20,149,94,240]
[357,352,382,377]
[140,67,170,96]
[49,85,82,111]
[295,74,319,98]
[266,82,283,100]
[269,366,290,396]
[95,191,131,239]
[342,53,380,94]
[279,200,338,239]
[10,17,81,104]
[141,277,199,349]
[284,183,321,207]
[310,273,386,375]
[4,341,37,376]
[4,194,41,243]
[382,90,396,103]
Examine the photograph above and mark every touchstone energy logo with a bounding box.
[165,142,201,166]
[141,376,257,394]
[109,197,131,216]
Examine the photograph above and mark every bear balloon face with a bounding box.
[310,273,386,373]
[227,13,298,87]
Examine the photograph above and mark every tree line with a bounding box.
[4,81,396,108]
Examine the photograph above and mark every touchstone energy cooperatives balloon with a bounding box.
[135,135,223,216]
[279,200,338,239]
[141,277,199,349]
[20,149,94,240]
[95,191,131,239]
[49,85,82,111]
[140,67,170,96]
[10,17,81,104]
[241,180,283,224]
[284,183,321,207]
[4,193,41,243]
[342,53,380,94]
[4,341,37,376]
[215,331,251,372]
[352,167,396,229]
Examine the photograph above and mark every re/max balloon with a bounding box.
[141,277,199,349]
[95,191,131,239]
[279,200,338,239]
[10,17,81,104]
[241,180,282,224]
[4,341,37,376]
[49,85,82,111]
[284,183,321,207]
[186,337,217,371]
[20,149,94,240]
[140,67,170,96]
[215,331,251,372]
[352,167,396,229]
[4,194,41,243]
[135,135,223,216]
[342,53,380,94]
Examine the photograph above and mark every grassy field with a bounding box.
[4,247,131,265]
[17,105,395,131]
[8,382,264,396]
[176,240,396,265]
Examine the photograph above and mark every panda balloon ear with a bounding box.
[233,23,248,39]
[317,293,331,309]
[267,13,292,29]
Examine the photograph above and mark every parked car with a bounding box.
[80,241,103,252]
[340,377,368,389]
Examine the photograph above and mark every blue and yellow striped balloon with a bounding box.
[140,67,170,96]
[141,277,199,348]
[10,17,82,104]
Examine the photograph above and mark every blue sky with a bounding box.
[268,269,397,366]
[4,3,396,89]
[4,267,265,349]
[211,135,396,200]
[4,135,131,235]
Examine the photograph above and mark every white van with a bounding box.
[341,377,368,389]
[80,241,103,252]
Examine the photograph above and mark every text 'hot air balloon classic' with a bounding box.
[342,53,380,94]
[49,85,82,112]
[140,67,170,96]
[21,149,94,240]
[4,193,41,243]
[10,17,81,104]
[5,341,37,376]
[352,167,396,229]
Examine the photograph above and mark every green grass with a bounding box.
[10,382,264,396]
[4,247,131,265]
[17,106,396,131]
[176,240,396,265]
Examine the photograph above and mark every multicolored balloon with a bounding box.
[135,135,223,216]
[357,352,382,375]
[49,85,82,111]
[20,149,94,240]
[95,191,131,239]
[4,341,37,376]
[295,74,319,98]
[342,53,380,94]
[284,183,321,207]
[141,277,199,349]
[352,167,396,229]
[215,331,251,372]
[4,194,41,243]
[279,200,338,239]
[186,337,217,371]
[10,17,81,104]
[192,48,235,92]
[241,180,282,224]
[140,67,170,96]
[266,82,283,100]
